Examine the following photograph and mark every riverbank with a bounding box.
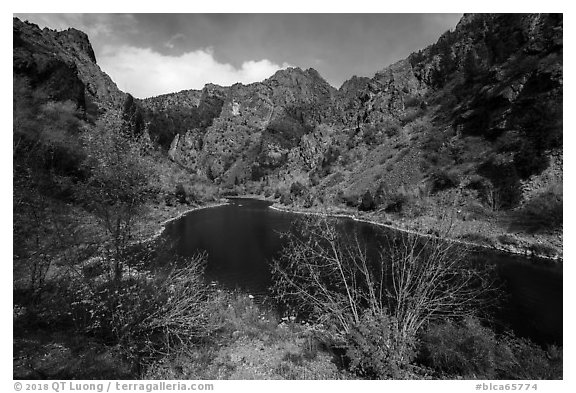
[139,195,561,262]
[268,202,562,263]
[132,199,230,244]
[226,193,276,202]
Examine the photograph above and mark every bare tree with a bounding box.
[272,215,370,333]
[141,252,219,354]
[381,231,494,360]
[272,214,495,366]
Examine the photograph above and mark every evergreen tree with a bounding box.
[359,190,375,211]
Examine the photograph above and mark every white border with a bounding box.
[3,1,572,391]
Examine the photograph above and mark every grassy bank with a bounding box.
[268,201,562,262]
[14,289,348,379]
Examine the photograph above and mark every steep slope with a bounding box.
[13,17,126,117]
[13,17,132,214]
[143,67,338,185]
[140,85,227,149]
[143,14,561,211]
[323,13,562,209]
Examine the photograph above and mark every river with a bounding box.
[163,197,562,345]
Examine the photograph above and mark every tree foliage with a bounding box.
[77,114,158,281]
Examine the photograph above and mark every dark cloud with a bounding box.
[120,14,462,86]
[14,13,462,94]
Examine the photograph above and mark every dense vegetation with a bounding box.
[13,76,222,378]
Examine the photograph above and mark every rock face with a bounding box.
[13,17,125,117]
[141,13,562,209]
[144,67,339,184]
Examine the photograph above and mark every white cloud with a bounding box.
[164,33,186,49]
[98,45,292,98]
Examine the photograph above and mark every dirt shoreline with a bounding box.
[268,203,562,263]
[139,196,561,263]
[135,200,230,244]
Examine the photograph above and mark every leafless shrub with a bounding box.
[141,252,219,354]
[381,230,494,358]
[65,250,220,365]
[272,216,372,333]
[272,215,496,373]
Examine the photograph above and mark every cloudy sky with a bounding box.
[15,13,462,98]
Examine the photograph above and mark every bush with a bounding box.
[429,170,459,193]
[528,243,558,257]
[419,318,498,378]
[185,182,219,204]
[496,334,562,379]
[68,252,217,362]
[458,233,495,247]
[478,157,523,209]
[175,183,188,204]
[362,124,382,146]
[290,181,307,197]
[346,311,411,379]
[496,234,519,246]
[359,190,375,211]
[382,192,409,213]
[419,318,563,379]
[280,191,292,206]
[511,185,562,233]
[384,123,401,138]
[322,146,340,169]
[341,193,359,208]
[272,217,495,378]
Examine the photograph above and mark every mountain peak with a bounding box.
[266,66,335,94]
[269,66,323,80]
[13,17,124,111]
[14,17,97,63]
[54,27,97,63]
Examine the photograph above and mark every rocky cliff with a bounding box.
[141,13,561,216]
[142,66,339,183]
[13,17,126,118]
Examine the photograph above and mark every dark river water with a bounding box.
[163,197,563,345]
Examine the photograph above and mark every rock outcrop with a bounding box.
[145,66,339,184]
[13,17,126,117]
